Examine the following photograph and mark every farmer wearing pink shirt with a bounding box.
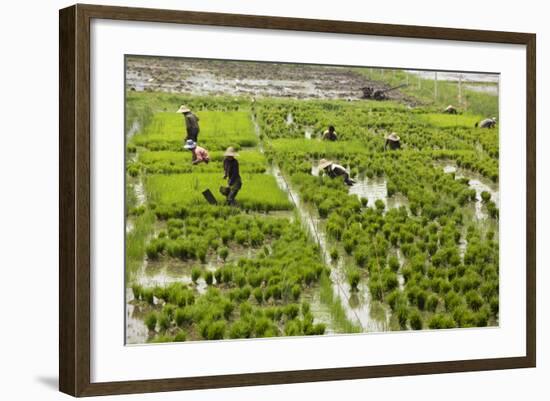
[183,139,210,165]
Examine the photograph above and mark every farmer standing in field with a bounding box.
[384,132,401,151]
[318,159,355,186]
[176,104,200,142]
[221,147,242,206]
[322,125,338,141]
[183,139,210,165]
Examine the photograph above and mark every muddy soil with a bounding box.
[126,56,412,102]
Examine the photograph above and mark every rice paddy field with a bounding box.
[125,58,499,344]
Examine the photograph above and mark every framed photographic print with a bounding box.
[59,4,536,397]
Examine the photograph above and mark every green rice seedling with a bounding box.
[426,294,440,312]
[221,267,233,284]
[330,247,339,261]
[203,320,227,340]
[162,304,176,320]
[158,312,171,332]
[291,284,302,301]
[144,312,158,332]
[175,307,192,327]
[214,268,222,284]
[284,319,303,336]
[382,269,399,292]
[374,199,385,211]
[253,316,272,337]
[388,255,400,272]
[191,267,201,283]
[347,269,361,291]
[131,284,143,301]
[354,246,369,268]
[204,270,214,286]
[284,304,300,320]
[174,330,187,342]
[301,301,311,316]
[396,304,409,329]
[481,191,491,203]
[141,288,155,305]
[428,313,456,329]
[239,301,253,317]
[253,287,264,304]
[465,290,484,311]
[368,280,384,301]
[149,334,174,343]
[409,308,423,330]
[229,319,253,339]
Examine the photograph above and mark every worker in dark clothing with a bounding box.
[318,159,355,186]
[384,132,401,151]
[221,147,242,206]
[322,125,338,141]
[475,117,497,128]
[176,104,200,142]
[444,105,458,114]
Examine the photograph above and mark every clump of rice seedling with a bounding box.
[302,301,311,316]
[291,284,302,300]
[175,307,192,327]
[149,334,174,343]
[375,199,385,211]
[382,269,399,292]
[368,279,384,301]
[465,290,484,311]
[284,318,303,336]
[388,255,400,272]
[409,308,423,330]
[214,268,222,284]
[204,270,214,285]
[347,269,361,291]
[428,313,456,329]
[480,191,491,202]
[354,246,369,268]
[191,267,201,283]
[162,304,176,320]
[144,312,158,332]
[426,294,440,312]
[218,246,229,261]
[174,330,187,342]
[396,304,409,329]
[131,284,143,300]
[158,312,171,331]
[201,320,226,340]
[229,319,253,339]
[330,247,339,261]
[253,287,264,304]
[284,304,300,320]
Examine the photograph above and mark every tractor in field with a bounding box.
[360,83,408,101]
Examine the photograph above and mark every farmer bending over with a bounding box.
[222,147,242,206]
[176,104,200,142]
[444,105,458,114]
[475,117,497,128]
[183,139,210,165]
[318,159,355,186]
[384,132,401,151]
[322,125,338,141]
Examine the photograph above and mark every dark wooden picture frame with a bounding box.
[59,3,536,397]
